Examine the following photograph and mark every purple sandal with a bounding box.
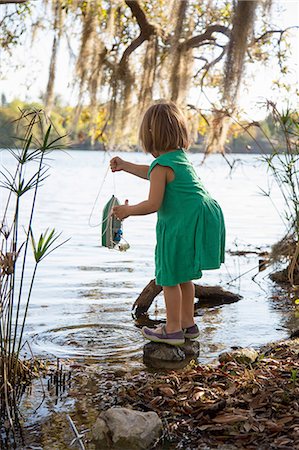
[141,324,185,346]
[183,324,200,339]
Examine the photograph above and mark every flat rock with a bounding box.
[92,407,162,449]
[182,339,200,356]
[143,342,185,361]
[219,347,259,365]
[143,340,200,362]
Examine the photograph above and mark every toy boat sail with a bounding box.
[101,195,129,251]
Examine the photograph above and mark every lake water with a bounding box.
[0,150,297,369]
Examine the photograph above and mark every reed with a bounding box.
[0,109,68,434]
[230,101,299,286]
[258,103,299,285]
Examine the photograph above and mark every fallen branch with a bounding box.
[132,279,241,318]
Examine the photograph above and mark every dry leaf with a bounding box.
[243,421,252,432]
[192,391,205,401]
[212,413,248,424]
[159,387,175,397]
[225,383,237,395]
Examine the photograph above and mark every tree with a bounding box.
[206,0,259,153]
[44,0,64,115]
[1,0,297,151]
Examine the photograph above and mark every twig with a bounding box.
[67,414,88,450]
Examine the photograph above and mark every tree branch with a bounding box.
[254,26,299,44]
[182,24,230,50]
[119,0,156,68]
[0,0,28,4]
[125,0,153,32]
[194,46,227,89]
[119,32,147,67]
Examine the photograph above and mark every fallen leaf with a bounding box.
[159,387,175,396]
[192,391,205,401]
[212,413,248,424]
[264,420,283,432]
[225,383,238,395]
[276,416,294,426]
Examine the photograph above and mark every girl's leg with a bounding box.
[180,281,195,329]
[163,285,182,333]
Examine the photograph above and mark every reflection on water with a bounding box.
[0,150,297,367]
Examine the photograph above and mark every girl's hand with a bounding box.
[112,200,130,220]
[110,156,126,172]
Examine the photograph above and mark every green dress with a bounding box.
[148,149,225,286]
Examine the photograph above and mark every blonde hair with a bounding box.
[139,102,191,154]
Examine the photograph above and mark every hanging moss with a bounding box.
[206,0,259,153]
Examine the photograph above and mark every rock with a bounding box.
[143,340,200,361]
[219,347,259,365]
[92,407,162,449]
[181,339,200,356]
[143,342,185,361]
[143,340,200,369]
[290,329,299,339]
[92,417,111,447]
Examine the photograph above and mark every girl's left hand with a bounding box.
[112,200,130,220]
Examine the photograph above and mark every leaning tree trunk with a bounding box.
[71,3,97,135]
[206,0,259,154]
[44,0,63,115]
[169,0,188,103]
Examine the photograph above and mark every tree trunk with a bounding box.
[169,0,189,103]
[71,2,97,135]
[44,0,63,115]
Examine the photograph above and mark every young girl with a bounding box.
[110,102,225,346]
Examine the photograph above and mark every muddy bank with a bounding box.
[19,333,299,450]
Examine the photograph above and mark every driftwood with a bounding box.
[132,279,242,318]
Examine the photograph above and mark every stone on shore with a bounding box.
[143,340,200,362]
[92,407,162,449]
[219,347,259,365]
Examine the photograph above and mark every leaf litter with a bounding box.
[21,337,299,450]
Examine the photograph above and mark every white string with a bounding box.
[113,170,117,195]
[88,165,110,227]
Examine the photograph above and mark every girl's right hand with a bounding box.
[110,156,126,172]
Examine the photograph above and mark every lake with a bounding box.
[0,150,296,369]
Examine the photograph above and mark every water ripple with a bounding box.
[31,323,143,361]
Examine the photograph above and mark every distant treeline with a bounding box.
[0,99,285,153]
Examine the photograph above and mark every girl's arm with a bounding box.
[112,165,167,219]
[110,156,149,180]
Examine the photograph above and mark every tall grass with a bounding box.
[258,103,299,286]
[0,109,68,435]
[232,101,299,286]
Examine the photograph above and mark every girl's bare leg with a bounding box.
[163,285,182,333]
[180,281,195,329]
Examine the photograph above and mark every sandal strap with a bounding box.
[160,324,167,336]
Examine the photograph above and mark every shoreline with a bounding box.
[19,331,299,449]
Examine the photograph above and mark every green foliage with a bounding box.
[0,2,31,49]
[290,368,298,385]
[0,99,108,149]
[0,108,68,432]
[30,227,69,263]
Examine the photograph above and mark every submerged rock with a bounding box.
[92,407,162,449]
[219,347,259,365]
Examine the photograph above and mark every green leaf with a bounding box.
[30,227,70,263]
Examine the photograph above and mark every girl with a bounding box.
[110,102,225,346]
